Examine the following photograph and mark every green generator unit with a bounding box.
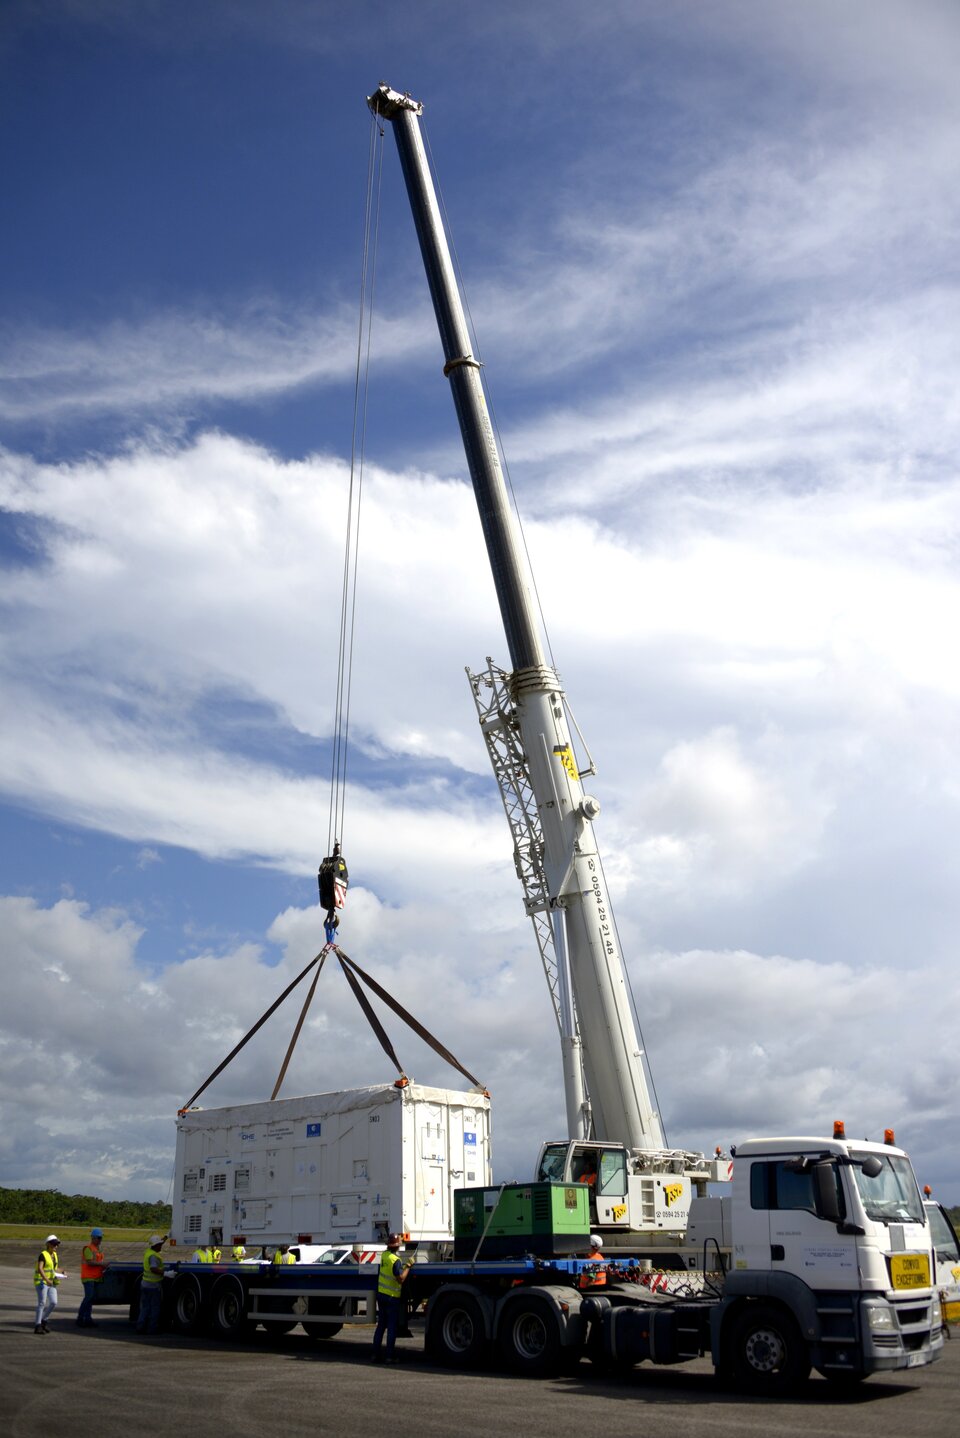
[453,1181,591,1259]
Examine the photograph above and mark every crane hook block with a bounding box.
[318,843,349,913]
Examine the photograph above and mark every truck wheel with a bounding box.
[259,1301,298,1337]
[172,1272,207,1336]
[210,1275,252,1340]
[426,1292,488,1369]
[497,1296,563,1377]
[731,1303,810,1393]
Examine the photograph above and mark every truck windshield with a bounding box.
[850,1151,925,1224]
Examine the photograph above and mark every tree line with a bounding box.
[0,1186,172,1229]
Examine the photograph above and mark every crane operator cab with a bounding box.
[537,1141,630,1228]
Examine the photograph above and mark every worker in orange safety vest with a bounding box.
[77,1226,107,1327]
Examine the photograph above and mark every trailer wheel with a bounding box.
[304,1322,344,1341]
[497,1296,563,1377]
[210,1275,252,1340]
[259,1301,298,1337]
[426,1292,488,1369]
[731,1303,810,1393]
[172,1272,207,1336]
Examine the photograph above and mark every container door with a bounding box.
[421,1163,447,1232]
[293,1145,319,1194]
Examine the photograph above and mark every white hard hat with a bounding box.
[589,1233,603,1250]
[149,1234,164,1246]
[46,1234,60,1244]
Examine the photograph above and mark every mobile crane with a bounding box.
[360,83,946,1385]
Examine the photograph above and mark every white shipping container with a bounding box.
[172,1082,492,1251]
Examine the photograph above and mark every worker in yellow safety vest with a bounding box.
[211,1246,222,1263]
[135,1235,167,1336]
[272,1244,295,1265]
[77,1226,107,1327]
[193,1244,213,1263]
[34,1235,63,1334]
[232,1241,247,1262]
[372,1234,410,1364]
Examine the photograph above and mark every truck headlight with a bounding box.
[930,1296,943,1327]
[864,1302,896,1332]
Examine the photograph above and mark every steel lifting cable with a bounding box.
[327,110,385,854]
[178,128,491,1116]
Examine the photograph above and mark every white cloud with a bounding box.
[640,945,960,1197]
[0,891,563,1197]
[4,429,960,924]
[3,894,957,1203]
[0,303,435,425]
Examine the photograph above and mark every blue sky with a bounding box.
[2,0,960,1206]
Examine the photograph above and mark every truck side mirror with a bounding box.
[814,1160,841,1223]
[860,1156,883,1179]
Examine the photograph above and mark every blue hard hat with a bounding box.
[91,1227,104,1238]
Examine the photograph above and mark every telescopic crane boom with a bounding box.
[369,85,724,1231]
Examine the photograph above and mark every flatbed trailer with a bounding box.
[94,1253,670,1374]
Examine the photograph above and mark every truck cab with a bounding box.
[925,1198,960,1326]
[726,1136,944,1380]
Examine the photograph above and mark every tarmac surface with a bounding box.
[2,1257,957,1438]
